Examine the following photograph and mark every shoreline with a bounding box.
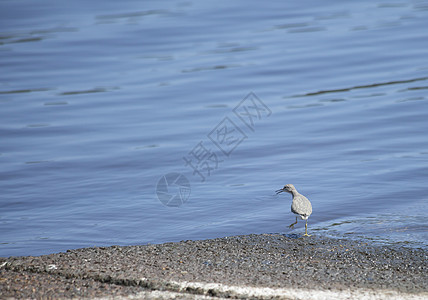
[1,234,427,299]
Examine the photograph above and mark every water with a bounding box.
[1,0,428,257]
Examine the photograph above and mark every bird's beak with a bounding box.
[275,189,284,194]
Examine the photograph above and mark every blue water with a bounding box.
[1,0,428,257]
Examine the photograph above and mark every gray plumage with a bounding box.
[276,184,312,236]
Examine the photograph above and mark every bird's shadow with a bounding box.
[282,233,301,239]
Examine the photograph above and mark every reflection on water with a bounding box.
[292,77,428,97]
[59,88,109,96]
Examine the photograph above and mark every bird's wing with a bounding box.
[291,195,312,216]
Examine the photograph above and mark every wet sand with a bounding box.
[1,234,427,299]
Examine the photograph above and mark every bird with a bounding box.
[276,184,312,236]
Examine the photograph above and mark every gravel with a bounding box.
[1,234,427,299]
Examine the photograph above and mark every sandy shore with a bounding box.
[1,234,427,299]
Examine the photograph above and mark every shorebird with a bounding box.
[276,184,312,236]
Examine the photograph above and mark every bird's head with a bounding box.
[275,184,295,195]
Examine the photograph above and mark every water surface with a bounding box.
[1,0,428,257]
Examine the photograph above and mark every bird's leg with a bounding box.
[303,219,311,237]
[288,216,298,229]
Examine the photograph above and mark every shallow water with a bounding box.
[1,0,428,257]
